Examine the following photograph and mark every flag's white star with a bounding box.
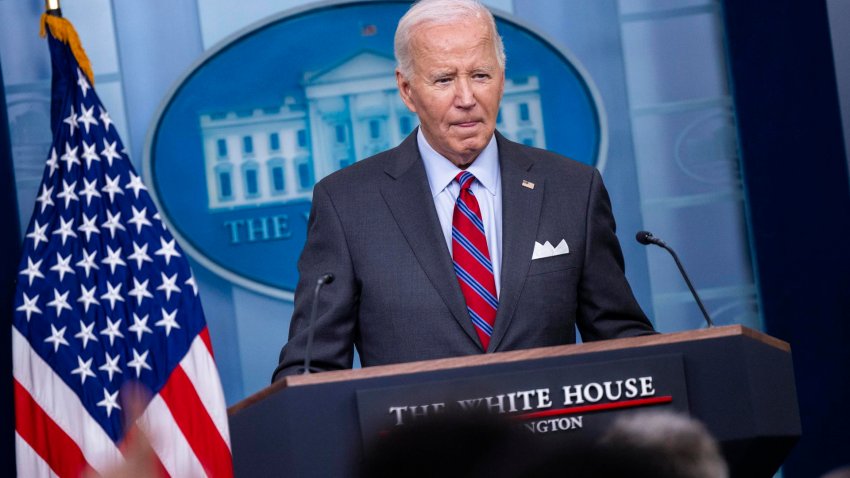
[99,352,122,382]
[71,356,97,384]
[128,277,153,305]
[77,212,100,242]
[100,316,124,346]
[153,212,167,230]
[101,210,127,239]
[155,237,181,266]
[125,172,147,199]
[44,324,70,352]
[128,241,153,270]
[77,283,100,312]
[46,148,59,176]
[157,272,181,301]
[78,178,101,206]
[101,174,125,203]
[99,106,113,132]
[78,105,98,134]
[128,313,153,342]
[46,288,73,317]
[76,249,100,278]
[155,308,181,337]
[60,142,80,171]
[26,220,49,249]
[127,348,152,377]
[36,184,54,213]
[128,206,152,234]
[101,139,122,166]
[19,257,45,286]
[51,216,78,246]
[102,245,127,274]
[97,388,121,417]
[49,252,75,282]
[100,281,125,309]
[81,141,100,169]
[63,105,78,137]
[77,68,91,97]
[185,274,198,296]
[56,179,79,208]
[16,293,42,322]
[74,320,98,349]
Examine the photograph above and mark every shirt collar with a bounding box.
[418,128,499,198]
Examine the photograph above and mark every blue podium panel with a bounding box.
[229,326,799,478]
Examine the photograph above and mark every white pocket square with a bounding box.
[532,239,570,260]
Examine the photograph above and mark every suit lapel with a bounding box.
[379,131,481,348]
[488,133,544,352]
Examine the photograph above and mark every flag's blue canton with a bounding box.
[13,33,206,443]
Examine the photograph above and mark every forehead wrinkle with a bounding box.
[410,24,499,76]
[415,23,493,53]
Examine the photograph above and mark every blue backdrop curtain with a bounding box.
[722,0,850,475]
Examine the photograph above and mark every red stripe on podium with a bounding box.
[515,396,673,420]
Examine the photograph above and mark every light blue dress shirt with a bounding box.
[417,129,503,295]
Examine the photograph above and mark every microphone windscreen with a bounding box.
[636,231,653,245]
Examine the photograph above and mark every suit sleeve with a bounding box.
[576,169,656,340]
[272,182,359,381]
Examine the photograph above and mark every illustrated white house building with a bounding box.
[200,51,545,210]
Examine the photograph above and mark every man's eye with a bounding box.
[473,73,490,80]
[434,77,451,84]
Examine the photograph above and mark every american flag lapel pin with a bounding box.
[522,180,535,189]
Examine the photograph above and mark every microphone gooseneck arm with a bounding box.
[636,231,715,328]
[303,273,334,375]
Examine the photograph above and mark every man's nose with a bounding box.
[454,78,476,108]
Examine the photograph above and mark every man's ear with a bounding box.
[396,69,417,114]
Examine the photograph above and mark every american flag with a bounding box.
[12,16,233,477]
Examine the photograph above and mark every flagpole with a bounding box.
[45,0,61,16]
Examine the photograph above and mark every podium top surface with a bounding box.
[229,325,788,415]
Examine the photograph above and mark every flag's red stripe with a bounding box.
[14,379,91,478]
[151,449,171,478]
[199,326,215,358]
[118,429,171,478]
[159,365,233,477]
[152,452,171,478]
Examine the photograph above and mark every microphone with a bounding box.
[302,273,334,375]
[636,230,665,247]
[635,231,715,328]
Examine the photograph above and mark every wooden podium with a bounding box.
[228,326,800,477]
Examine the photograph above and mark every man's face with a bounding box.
[396,19,505,168]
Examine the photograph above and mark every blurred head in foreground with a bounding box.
[360,410,727,478]
[590,411,729,478]
[822,465,850,478]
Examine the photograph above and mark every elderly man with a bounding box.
[272,0,654,380]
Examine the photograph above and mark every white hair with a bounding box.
[601,412,729,478]
[394,0,506,79]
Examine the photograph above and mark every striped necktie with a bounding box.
[452,171,498,350]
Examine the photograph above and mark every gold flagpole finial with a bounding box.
[39,0,95,87]
[45,0,62,16]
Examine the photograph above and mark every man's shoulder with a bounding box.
[316,146,399,193]
[497,133,598,182]
[316,136,415,194]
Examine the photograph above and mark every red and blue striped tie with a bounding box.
[452,171,498,350]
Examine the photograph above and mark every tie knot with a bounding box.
[455,171,476,190]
